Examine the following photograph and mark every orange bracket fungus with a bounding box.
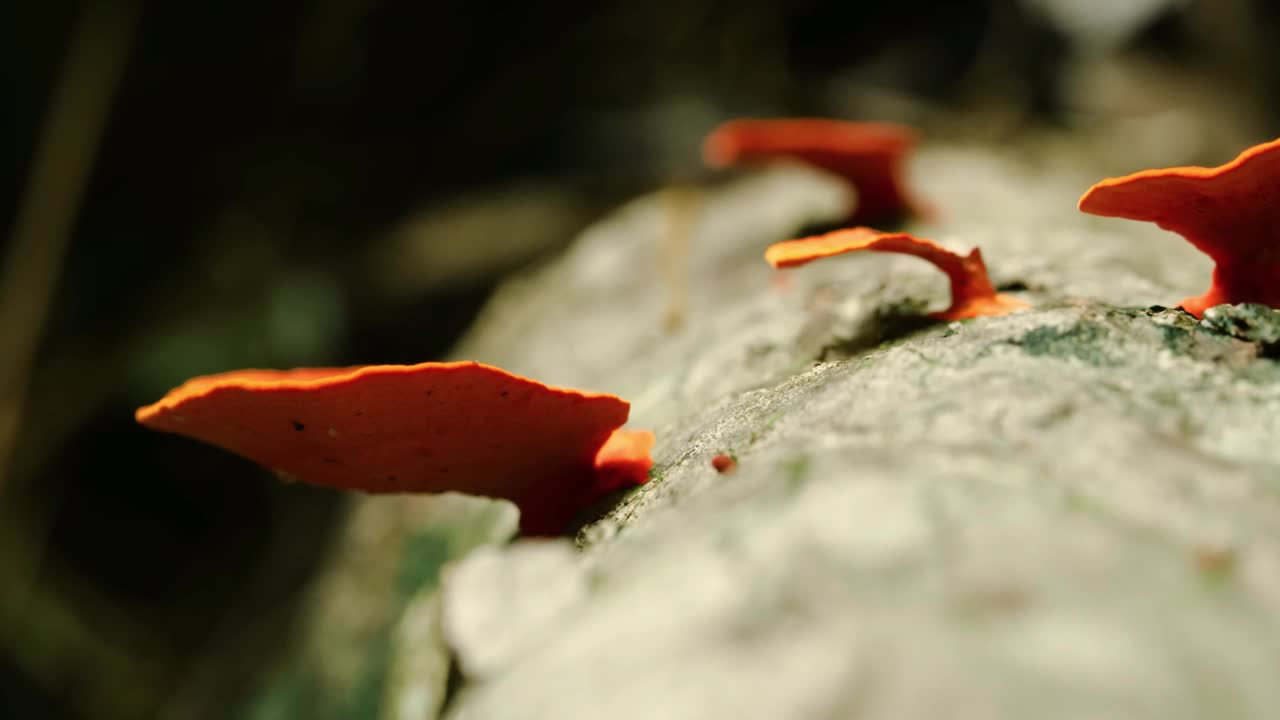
[592,428,656,494]
[1078,138,1280,318]
[701,117,925,224]
[764,227,1028,321]
[136,361,654,535]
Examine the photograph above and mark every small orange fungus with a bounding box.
[593,429,656,493]
[136,361,653,535]
[764,227,1028,321]
[1079,138,1280,318]
[702,118,924,224]
[710,454,737,474]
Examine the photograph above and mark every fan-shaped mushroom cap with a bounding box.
[765,227,1027,321]
[702,118,923,224]
[137,361,650,534]
[1079,138,1280,317]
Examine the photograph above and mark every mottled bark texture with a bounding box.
[255,148,1280,720]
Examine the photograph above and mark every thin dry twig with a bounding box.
[0,0,139,497]
[659,184,701,333]
[0,2,142,715]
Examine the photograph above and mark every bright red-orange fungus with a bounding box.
[1078,138,1280,318]
[710,454,737,474]
[593,429,656,493]
[136,361,648,535]
[764,227,1027,321]
[702,118,924,224]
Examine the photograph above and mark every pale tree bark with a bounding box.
[252,142,1280,720]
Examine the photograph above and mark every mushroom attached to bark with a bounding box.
[765,227,1028,321]
[136,361,653,535]
[592,429,656,493]
[1078,137,1280,318]
[702,117,925,225]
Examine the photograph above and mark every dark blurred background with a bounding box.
[3,1,1279,718]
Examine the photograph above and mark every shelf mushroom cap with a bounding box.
[1078,137,1280,318]
[136,361,652,535]
[765,227,1028,321]
[702,117,924,224]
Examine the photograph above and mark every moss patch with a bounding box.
[1009,322,1117,366]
